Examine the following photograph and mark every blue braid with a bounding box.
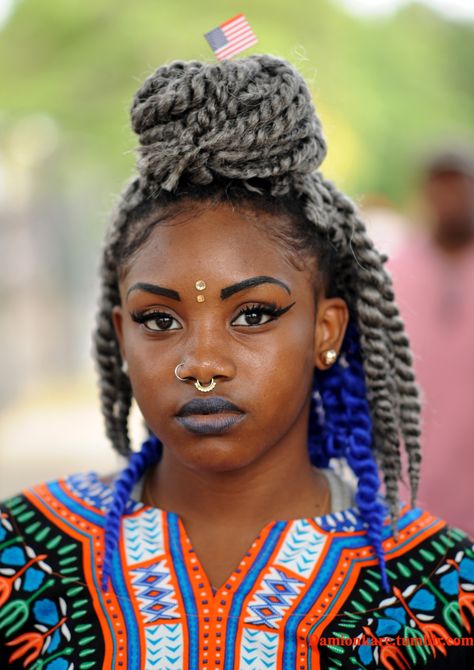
[308,318,390,592]
[101,433,162,591]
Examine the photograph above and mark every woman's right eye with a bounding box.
[131,311,182,332]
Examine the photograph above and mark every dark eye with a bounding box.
[232,304,279,327]
[131,311,181,332]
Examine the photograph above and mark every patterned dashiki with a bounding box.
[0,471,473,670]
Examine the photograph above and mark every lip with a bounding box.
[175,396,246,435]
[175,413,246,435]
[176,396,244,417]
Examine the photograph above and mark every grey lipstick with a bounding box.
[175,396,246,435]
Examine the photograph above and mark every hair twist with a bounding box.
[130,56,327,192]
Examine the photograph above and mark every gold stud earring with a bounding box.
[322,349,338,366]
[195,279,206,303]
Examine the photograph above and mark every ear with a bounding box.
[313,297,349,369]
[111,305,126,359]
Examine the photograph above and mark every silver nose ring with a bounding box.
[174,363,217,393]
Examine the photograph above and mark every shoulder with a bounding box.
[0,472,116,541]
[381,505,474,629]
[325,505,474,666]
[1,471,121,513]
[380,502,473,561]
[0,474,113,668]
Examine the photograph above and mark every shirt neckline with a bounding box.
[67,470,367,532]
[66,470,376,600]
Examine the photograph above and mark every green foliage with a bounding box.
[1,0,473,204]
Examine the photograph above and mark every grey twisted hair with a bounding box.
[93,54,422,530]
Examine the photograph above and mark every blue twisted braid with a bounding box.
[101,433,162,591]
[308,317,390,592]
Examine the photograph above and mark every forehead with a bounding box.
[121,201,312,289]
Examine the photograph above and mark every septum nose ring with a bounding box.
[174,363,217,393]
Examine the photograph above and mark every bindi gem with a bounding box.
[195,279,206,302]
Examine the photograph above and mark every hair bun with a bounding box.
[130,54,327,191]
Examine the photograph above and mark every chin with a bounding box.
[176,441,261,474]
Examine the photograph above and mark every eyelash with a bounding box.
[130,302,295,332]
[233,302,293,327]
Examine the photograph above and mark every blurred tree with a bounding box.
[1,0,473,204]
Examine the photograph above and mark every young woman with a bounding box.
[1,54,473,669]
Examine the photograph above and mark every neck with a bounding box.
[142,441,330,531]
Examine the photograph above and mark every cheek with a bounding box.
[122,332,177,409]
[128,353,174,397]
[240,322,316,415]
[251,319,315,376]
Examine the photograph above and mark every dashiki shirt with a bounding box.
[0,471,473,670]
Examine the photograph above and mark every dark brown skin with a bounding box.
[112,200,349,589]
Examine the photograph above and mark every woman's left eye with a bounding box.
[231,304,285,327]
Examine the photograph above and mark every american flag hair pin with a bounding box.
[204,14,258,61]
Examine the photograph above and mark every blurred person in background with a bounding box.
[388,141,474,536]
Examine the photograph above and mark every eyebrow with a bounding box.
[220,275,291,299]
[126,282,181,301]
[126,275,291,302]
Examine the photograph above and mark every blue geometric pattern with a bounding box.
[316,508,364,533]
[144,623,184,669]
[131,559,180,623]
[245,566,304,629]
[67,472,115,511]
[238,628,280,669]
[274,519,327,579]
[124,509,165,565]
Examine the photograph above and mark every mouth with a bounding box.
[175,396,246,435]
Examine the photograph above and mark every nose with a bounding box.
[176,322,236,385]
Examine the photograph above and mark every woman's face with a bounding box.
[113,200,348,473]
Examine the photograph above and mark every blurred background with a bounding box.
[1,0,473,531]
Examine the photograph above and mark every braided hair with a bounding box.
[93,55,422,592]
